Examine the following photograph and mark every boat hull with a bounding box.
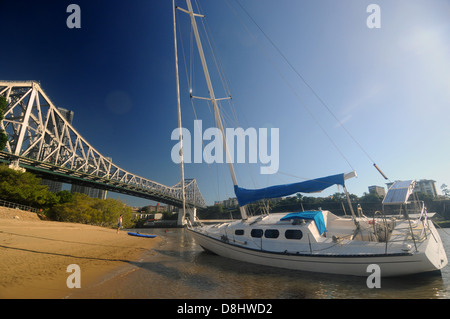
[187,224,447,277]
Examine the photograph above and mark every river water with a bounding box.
[68,228,450,299]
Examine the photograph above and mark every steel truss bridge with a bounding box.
[0,81,206,208]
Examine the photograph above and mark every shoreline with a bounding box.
[0,207,161,299]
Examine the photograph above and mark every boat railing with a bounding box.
[356,200,433,254]
[374,201,433,253]
[404,201,433,251]
[372,211,390,254]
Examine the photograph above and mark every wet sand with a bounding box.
[0,207,161,299]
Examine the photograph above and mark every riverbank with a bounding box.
[0,207,161,298]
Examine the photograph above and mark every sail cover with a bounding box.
[234,173,345,207]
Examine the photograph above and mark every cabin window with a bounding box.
[251,229,263,238]
[264,229,279,239]
[235,229,244,236]
[285,229,303,240]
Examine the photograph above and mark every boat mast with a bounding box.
[173,0,187,222]
[179,0,248,220]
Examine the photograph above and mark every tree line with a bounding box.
[1,162,449,226]
[198,192,380,220]
[0,164,133,228]
[198,189,450,221]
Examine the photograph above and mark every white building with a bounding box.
[368,185,386,197]
[415,179,438,198]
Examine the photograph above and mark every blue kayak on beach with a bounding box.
[127,232,157,238]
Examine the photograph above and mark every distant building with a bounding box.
[42,179,64,193]
[132,212,163,220]
[41,179,63,193]
[71,184,107,200]
[56,107,74,126]
[223,197,238,208]
[215,197,281,207]
[415,179,438,198]
[215,198,238,208]
[368,185,385,197]
[142,203,167,213]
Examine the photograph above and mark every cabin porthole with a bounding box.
[264,229,280,239]
[285,229,303,240]
[251,229,263,238]
[235,229,244,236]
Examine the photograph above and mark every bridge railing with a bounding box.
[0,198,40,214]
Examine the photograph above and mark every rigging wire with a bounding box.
[196,0,232,98]
[177,1,365,209]
[231,0,389,179]
[178,1,245,203]
[193,0,278,214]
[224,0,354,171]
[187,0,352,207]
[193,0,266,196]
[176,6,222,202]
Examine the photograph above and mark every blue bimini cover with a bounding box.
[280,211,326,235]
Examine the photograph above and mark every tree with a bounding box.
[415,192,434,202]
[359,192,383,203]
[56,190,74,204]
[48,192,133,227]
[330,192,346,202]
[441,184,450,198]
[0,164,49,207]
[0,96,8,150]
[0,163,135,226]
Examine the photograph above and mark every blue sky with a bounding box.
[1,0,450,207]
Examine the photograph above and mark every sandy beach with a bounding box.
[0,207,161,299]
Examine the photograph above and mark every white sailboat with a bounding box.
[172,0,448,277]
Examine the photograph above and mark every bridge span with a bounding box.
[0,81,206,209]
